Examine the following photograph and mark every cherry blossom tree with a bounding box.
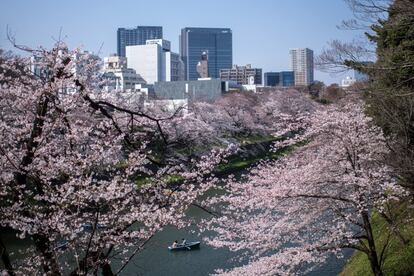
[191,93,259,140]
[253,89,316,131]
[192,89,316,142]
[200,102,407,276]
[0,44,234,275]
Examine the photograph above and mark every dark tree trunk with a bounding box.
[0,236,15,276]
[101,262,114,276]
[33,234,62,275]
[362,212,383,276]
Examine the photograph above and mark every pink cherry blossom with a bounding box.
[201,102,406,276]
[0,44,233,275]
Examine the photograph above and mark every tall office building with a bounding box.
[289,48,314,86]
[180,27,232,80]
[126,39,184,84]
[117,26,163,57]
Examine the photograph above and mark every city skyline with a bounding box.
[0,0,361,84]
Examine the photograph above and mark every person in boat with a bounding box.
[172,240,178,248]
[181,238,187,245]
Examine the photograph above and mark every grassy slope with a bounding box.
[215,145,291,174]
[340,203,414,276]
[237,134,278,146]
[133,134,281,185]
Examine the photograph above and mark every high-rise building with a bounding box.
[289,48,314,86]
[220,64,262,85]
[117,26,163,57]
[126,39,184,84]
[180,27,232,80]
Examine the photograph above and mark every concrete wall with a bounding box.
[154,79,223,102]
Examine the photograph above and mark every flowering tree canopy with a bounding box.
[192,90,316,141]
[0,44,234,275]
[201,102,406,276]
[2,42,407,276]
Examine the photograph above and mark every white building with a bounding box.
[30,55,48,79]
[220,64,262,85]
[103,55,146,92]
[104,55,127,70]
[289,48,314,86]
[126,39,184,84]
[340,76,357,88]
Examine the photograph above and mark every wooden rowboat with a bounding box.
[168,241,200,251]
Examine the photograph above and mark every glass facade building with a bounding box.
[264,71,294,87]
[180,27,232,80]
[117,26,163,57]
[264,72,280,86]
[280,71,295,86]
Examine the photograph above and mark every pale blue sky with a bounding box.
[0,0,363,84]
